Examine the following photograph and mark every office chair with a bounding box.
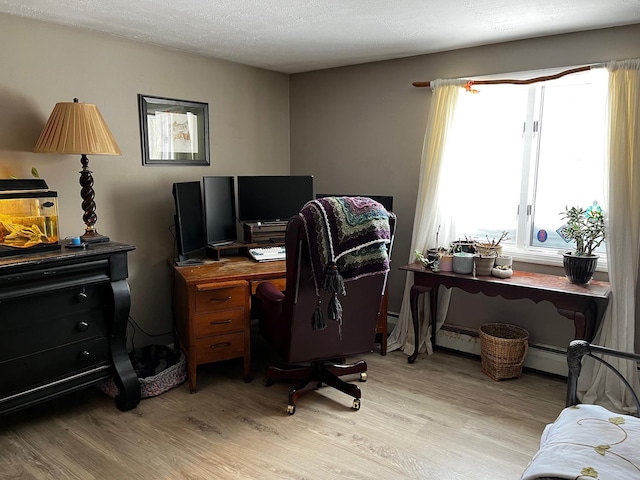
[256,197,395,414]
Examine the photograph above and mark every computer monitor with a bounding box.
[203,176,237,246]
[237,175,314,223]
[172,181,206,261]
[315,193,394,212]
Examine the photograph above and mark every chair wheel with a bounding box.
[263,377,274,387]
[287,404,296,415]
[359,372,367,382]
[352,398,361,410]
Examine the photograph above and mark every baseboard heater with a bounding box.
[437,324,569,377]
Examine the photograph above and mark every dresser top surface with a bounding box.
[0,242,135,270]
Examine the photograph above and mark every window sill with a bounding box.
[502,246,609,273]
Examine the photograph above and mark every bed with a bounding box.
[520,340,640,480]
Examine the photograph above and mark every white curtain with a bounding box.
[387,79,466,355]
[579,58,640,413]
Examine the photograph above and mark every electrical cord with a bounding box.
[127,316,172,354]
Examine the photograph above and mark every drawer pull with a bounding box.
[76,321,89,332]
[210,319,232,325]
[75,292,88,303]
[211,342,232,349]
[78,350,91,361]
[210,296,232,302]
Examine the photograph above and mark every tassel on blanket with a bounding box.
[328,293,343,338]
[327,293,343,322]
[322,263,346,296]
[312,299,326,330]
[320,263,346,336]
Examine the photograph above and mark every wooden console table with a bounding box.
[172,255,389,392]
[399,262,611,364]
[0,242,140,415]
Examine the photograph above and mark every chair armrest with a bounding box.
[256,281,285,304]
[256,282,285,337]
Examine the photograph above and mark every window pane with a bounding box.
[531,70,608,252]
[442,85,529,245]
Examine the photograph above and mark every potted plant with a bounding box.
[438,243,456,272]
[559,202,606,284]
[474,232,509,276]
[474,231,509,257]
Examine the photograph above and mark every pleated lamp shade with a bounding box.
[34,99,121,155]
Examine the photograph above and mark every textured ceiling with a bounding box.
[1,0,640,73]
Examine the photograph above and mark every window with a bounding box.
[440,68,608,266]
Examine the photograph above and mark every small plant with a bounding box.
[415,249,439,271]
[474,231,509,257]
[415,249,428,265]
[559,203,605,256]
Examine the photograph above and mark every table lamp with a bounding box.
[34,98,121,243]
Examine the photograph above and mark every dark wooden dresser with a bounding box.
[0,242,141,415]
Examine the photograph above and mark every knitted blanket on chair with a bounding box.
[299,196,394,331]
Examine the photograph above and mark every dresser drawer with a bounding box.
[0,337,110,396]
[0,284,107,319]
[0,313,107,362]
[194,285,247,314]
[0,286,109,361]
[194,332,245,364]
[195,308,245,337]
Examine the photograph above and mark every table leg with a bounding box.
[110,280,141,411]
[430,285,438,351]
[558,304,597,342]
[188,353,197,393]
[408,284,431,364]
[244,351,251,383]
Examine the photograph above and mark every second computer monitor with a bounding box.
[172,181,206,261]
[237,175,314,223]
[203,176,237,246]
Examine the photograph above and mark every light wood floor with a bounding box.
[0,330,566,480]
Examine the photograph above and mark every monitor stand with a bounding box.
[175,258,204,267]
[205,241,248,261]
[208,240,235,247]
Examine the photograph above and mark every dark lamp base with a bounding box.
[81,231,111,244]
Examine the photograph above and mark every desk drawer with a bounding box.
[194,285,247,314]
[195,308,245,337]
[195,332,245,364]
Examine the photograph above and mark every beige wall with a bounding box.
[290,24,640,348]
[2,13,638,352]
[0,14,290,346]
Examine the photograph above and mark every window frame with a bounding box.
[448,68,609,272]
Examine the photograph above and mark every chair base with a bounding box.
[264,359,368,414]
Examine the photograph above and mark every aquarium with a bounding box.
[0,179,60,256]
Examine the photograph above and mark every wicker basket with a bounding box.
[98,350,187,399]
[479,323,529,381]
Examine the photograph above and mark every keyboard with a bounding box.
[248,246,286,262]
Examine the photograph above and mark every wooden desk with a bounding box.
[173,256,389,392]
[172,257,285,392]
[399,262,611,364]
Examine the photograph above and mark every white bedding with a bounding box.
[520,404,640,480]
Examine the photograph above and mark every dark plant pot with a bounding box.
[563,253,599,284]
[451,241,476,254]
[427,248,440,263]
